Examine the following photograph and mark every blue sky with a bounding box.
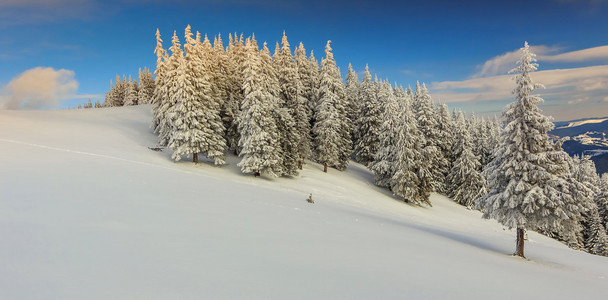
[1,0,607,121]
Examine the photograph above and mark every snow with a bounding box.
[1,105,607,299]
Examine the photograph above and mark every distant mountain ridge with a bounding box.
[549,116,608,174]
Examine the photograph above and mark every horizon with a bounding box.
[1,0,608,121]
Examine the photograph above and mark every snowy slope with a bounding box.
[1,105,607,299]
[556,117,608,129]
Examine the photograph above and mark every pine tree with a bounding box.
[312,40,350,172]
[168,25,226,164]
[391,92,431,206]
[305,50,320,125]
[157,31,183,146]
[447,121,487,208]
[436,103,454,191]
[345,63,360,145]
[224,33,247,153]
[355,65,382,166]
[413,82,448,192]
[151,28,169,133]
[138,67,155,105]
[124,76,138,106]
[237,35,282,176]
[294,42,315,127]
[477,42,587,258]
[275,32,311,170]
[370,80,401,188]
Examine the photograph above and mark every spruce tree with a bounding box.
[151,28,169,133]
[477,42,587,258]
[237,36,282,176]
[413,82,448,192]
[224,33,246,153]
[370,80,401,188]
[355,65,382,166]
[138,67,155,105]
[345,63,360,145]
[447,121,487,208]
[124,76,138,106]
[276,32,311,170]
[294,42,315,126]
[312,41,350,172]
[391,92,431,206]
[157,31,183,146]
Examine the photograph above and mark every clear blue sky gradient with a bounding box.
[1,0,607,120]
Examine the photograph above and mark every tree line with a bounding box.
[103,27,608,258]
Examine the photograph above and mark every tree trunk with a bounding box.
[515,227,525,258]
[193,153,198,164]
[298,160,303,170]
[254,170,260,177]
[323,163,328,173]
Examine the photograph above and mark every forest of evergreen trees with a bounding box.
[100,26,608,258]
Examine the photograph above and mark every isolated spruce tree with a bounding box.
[312,41,350,172]
[355,65,382,165]
[237,36,282,176]
[477,42,587,258]
[370,80,401,188]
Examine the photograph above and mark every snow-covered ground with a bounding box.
[1,105,607,299]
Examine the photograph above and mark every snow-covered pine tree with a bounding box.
[477,42,587,258]
[94,100,101,108]
[124,76,138,106]
[224,33,247,154]
[305,50,320,125]
[237,36,282,177]
[345,63,360,145]
[312,40,350,172]
[294,42,315,127]
[446,119,487,208]
[138,67,155,105]
[413,82,449,192]
[370,80,401,188]
[168,25,226,164]
[391,91,431,206]
[570,155,608,254]
[151,28,169,133]
[259,41,298,176]
[597,173,608,231]
[157,31,183,146]
[103,86,112,107]
[354,65,382,166]
[275,32,311,170]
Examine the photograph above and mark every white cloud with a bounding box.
[0,67,79,110]
[473,45,608,78]
[473,45,558,78]
[568,97,589,105]
[539,46,608,63]
[0,0,96,28]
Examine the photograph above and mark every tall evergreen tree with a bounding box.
[276,32,311,170]
[413,82,448,192]
[370,80,401,188]
[224,33,247,153]
[294,42,315,126]
[355,65,382,165]
[151,28,169,133]
[138,67,155,105]
[312,41,350,172]
[345,63,360,145]
[477,42,587,258]
[391,93,431,206]
[447,121,487,208]
[237,36,282,176]
[124,76,138,106]
[157,31,183,146]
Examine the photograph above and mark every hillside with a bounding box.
[1,105,607,299]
